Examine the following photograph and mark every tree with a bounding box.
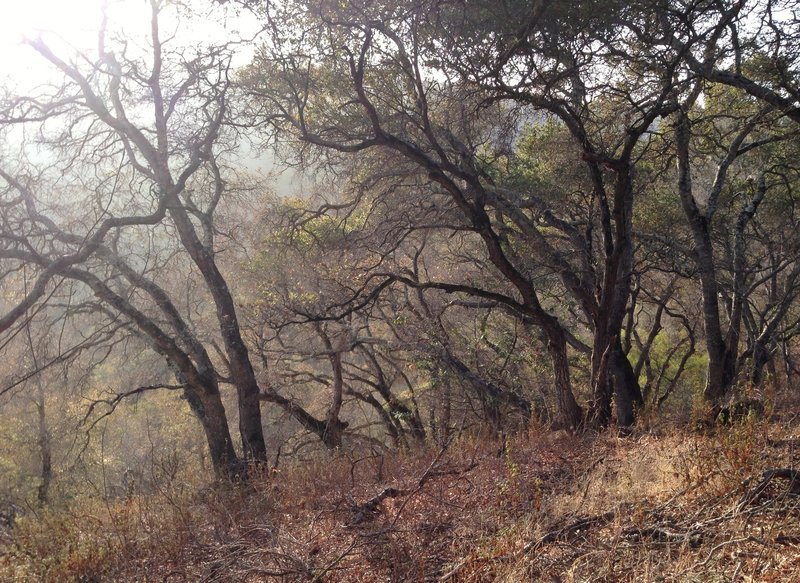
[670,60,800,402]
[0,0,268,477]
[659,0,800,125]
[605,0,800,406]
[243,0,717,428]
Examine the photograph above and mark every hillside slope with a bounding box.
[2,418,800,582]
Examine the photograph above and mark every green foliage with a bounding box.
[626,326,707,411]
[501,120,578,196]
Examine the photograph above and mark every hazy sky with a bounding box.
[1,0,142,86]
[0,0,262,85]
[0,0,299,195]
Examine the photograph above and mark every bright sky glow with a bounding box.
[0,0,282,184]
[0,0,149,88]
[0,0,110,41]
[0,0,258,89]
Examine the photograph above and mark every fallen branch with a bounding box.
[738,468,800,510]
[438,558,469,582]
[348,487,403,526]
[524,510,617,552]
[623,525,703,547]
[346,441,477,526]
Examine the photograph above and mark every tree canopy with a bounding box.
[0,0,798,493]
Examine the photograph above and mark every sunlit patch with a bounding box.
[0,0,153,88]
[0,1,249,88]
[0,0,106,42]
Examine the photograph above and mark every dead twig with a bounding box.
[524,510,617,553]
[345,436,479,527]
[738,468,800,510]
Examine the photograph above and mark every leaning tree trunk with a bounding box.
[259,388,349,450]
[178,373,241,478]
[166,197,268,463]
[437,347,534,430]
[197,393,241,478]
[542,321,584,430]
[76,269,243,479]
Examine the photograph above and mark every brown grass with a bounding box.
[2,416,800,582]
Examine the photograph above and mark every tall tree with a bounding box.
[0,1,268,476]
[244,0,709,428]
[674,93,799,403]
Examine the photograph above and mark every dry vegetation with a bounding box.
[2,406,799,583]
[2,2,800,581]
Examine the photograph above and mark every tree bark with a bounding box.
[165,197,268,463]
[542,322,584,430]
[324,346,345,449]
[675,111,737,404]
[188,388,241,478]
[611,344,642,429]
[260,389,348,449]
[70,268,242,478]
[437,346,534,429]
[589,332,614,427]
[35,381,52,506]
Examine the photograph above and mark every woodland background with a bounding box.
[0,1,799,580]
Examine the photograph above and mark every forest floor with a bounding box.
[2,411,800,582]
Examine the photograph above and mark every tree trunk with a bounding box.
[700,299,737,404]
[611,343,643,429]
[165,200,268,463]
[323,348,345,449]
[589,327,614,427]
[73,268,243,478]
[767,352,781,393]
[347,388,403,447]
[354,344,426,442]
[370,382,426,443]
[201,399,241,478]
[35,381,52,506]
[439,379,452,446]
[543,323,584,430]
[588,161,642,428]
[675,111,737,405]
[259,389,348,449]
[750,340,771,387]
[437,347,533,429]
[183,386,241,478]
[589,337,642,429]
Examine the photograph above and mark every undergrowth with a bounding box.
[2,416,800,582]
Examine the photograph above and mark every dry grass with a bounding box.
[2,415,800,582]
